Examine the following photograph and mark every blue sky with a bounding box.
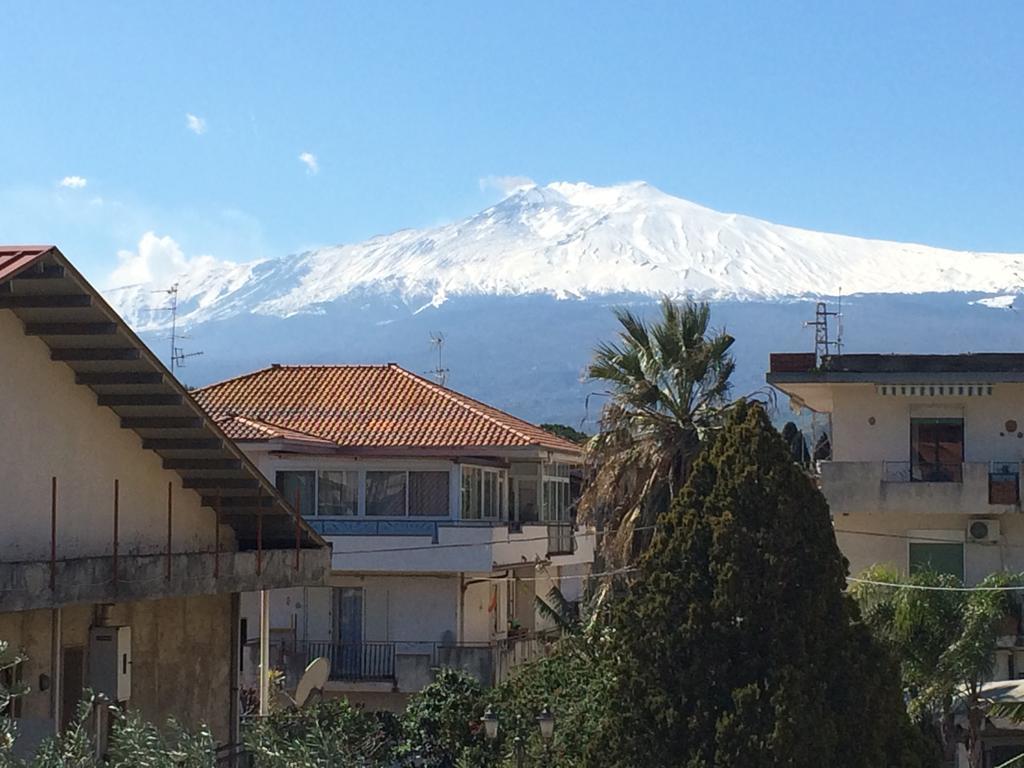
[3,1,1024,282]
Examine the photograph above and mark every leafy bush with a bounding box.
[399,668,492,768]
[244,697,396,767]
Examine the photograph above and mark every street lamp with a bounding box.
[481,706,500,741]
[537,707,555,742]
[481,706,555,766]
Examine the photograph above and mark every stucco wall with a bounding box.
[836,512,1024,585]
[0,593,234,753]
[831,383,1024,463]
[0,310,228,562]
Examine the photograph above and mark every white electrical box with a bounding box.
[88,626,132,702]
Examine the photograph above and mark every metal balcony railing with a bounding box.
[882,461,963,483]
[990,461,1021,505]
[306,641,396,682]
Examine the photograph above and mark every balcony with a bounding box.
[305,633,557,692]
[308,519,594,573]
[819,461,1021,516]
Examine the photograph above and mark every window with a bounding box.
[278,467,453,517]
[409,471,450,517]
[461,466,507,520]
[276,471,316,517]
[542,463,573,522]
[318,471,358,516]
[366,471,407,517]
[909,542,964,581]
[910,418,964,482]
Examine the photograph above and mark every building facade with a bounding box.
[0,246,329,753]
[194,364,594,709]
[768,351,1024,767]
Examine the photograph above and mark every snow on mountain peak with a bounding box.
[108,181,1024,330]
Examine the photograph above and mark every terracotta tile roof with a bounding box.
[193,364,581,454]
[0,245,55,282]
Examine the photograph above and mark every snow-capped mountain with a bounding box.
[110,181,1024,332]
[107,181,1024,425]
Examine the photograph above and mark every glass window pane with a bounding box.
[318,470,358,516]
[909,542,964,581]
[911,418,964,482]
[409,471,450,517]
[483,471,496,517]
[276,471,316,517]
[462,467,481,520]
[366,471,407,516]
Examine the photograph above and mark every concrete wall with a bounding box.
[831,383,1024,463]
[0,593,234,753]
[0,310,228,562]
[837,512,1024,585]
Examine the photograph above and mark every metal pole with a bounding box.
[112,479,119,589]
[256,488,263,577]
[258,589,270,717]
[50,476,57,591]
[294,488,301,571]
[166,482,173,581]
[214,488,221,579]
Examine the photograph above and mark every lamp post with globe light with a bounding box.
[481,706,555,767]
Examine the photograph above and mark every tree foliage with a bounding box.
[539,423,589,445]
[245,697,397,767]
[589,402,932,768]
[853,566,1024,768]
[581,297,735,567]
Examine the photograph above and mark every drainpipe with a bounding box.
[50,607,62,734]
[228,593,240,748]
[259,590,270,716]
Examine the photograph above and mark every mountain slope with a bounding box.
[110,181,1024,331]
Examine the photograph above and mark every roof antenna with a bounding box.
[804,296,841,366]
[152,283,203,374]
[428,332,450,387]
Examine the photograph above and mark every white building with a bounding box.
[193,364,593,709]
[0,246,329,754]
[768,351,1024,766]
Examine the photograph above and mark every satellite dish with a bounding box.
[294,657,329,708]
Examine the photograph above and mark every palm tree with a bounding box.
[580,297,735,567]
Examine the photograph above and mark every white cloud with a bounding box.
[58,176,88,189]
[298,152,319,175]
[108,232,231,288]
[479,175,536,197]
[186,113,207,135]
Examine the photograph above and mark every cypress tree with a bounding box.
[589,401,931,768]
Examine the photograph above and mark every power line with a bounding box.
[847,576,1024,593]
[331,524,659,557]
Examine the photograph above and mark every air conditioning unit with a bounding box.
[968,519,1001,544]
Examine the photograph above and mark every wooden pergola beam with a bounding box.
[182,478,260,490]
[97,393,183,407]
[77,371,164,386]
[0,294,92,309]
[51,348,141,361]
[124,417,204,430]
[143,438,223,450]
[25,322,117,336]
[163,457,242,470]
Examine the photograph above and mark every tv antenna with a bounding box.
[428,332,450,387]
[152,283,203,374]
[804,291,842,363]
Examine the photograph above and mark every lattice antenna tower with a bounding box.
[804,296,842,364]
[152,283,203,374]
[428,332,450,387]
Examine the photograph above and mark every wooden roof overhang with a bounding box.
[0,246,325,552]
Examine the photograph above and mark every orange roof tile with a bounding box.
[193,364,580,454]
